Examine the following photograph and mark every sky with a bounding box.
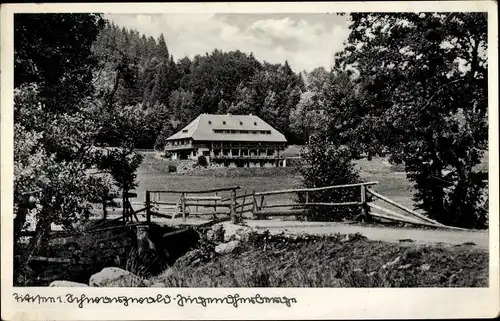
[107,13,352,73]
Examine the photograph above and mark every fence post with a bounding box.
[240,194,246,218]
[181,193,186,222]
[304,191,310,222]
[122,191,127,223]
[102,195,107,220]
[230,188,237,224]
[360,185,370,222]
[145,191,151,224]
[251,190,257,219]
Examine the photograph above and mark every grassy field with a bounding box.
[134,152,416,216]
[151,232,488,287]
[134,151,488,216]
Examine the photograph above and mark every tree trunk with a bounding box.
[30,217,51,256]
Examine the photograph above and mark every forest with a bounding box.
[90,22,327,149]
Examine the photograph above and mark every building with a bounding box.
[164,114,288,167]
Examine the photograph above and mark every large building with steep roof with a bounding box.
[164,114,288,167]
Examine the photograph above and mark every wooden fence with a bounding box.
[365,188,467,230]
[221,181,380,221]
[142,186,241,224]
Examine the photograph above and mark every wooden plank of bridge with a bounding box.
[255,209,311,217]
[367,187,445,226]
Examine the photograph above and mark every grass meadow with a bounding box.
[134,150,489,217]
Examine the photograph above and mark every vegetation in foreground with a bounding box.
[151,232,488,288]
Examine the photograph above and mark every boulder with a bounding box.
[220,222,253,242]
[215,240,240,254]
[150,282,164,288]
[89,267,147,287]
[49,280,88,287]
[206,224,225,243]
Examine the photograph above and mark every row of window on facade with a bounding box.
[167,139,191,146]
[212,129,272,135]
[189,149,278,157]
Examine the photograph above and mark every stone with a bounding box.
[381,256,401,269]
[89,267,147,287]
[49,280,88,287]
[221,222,253,242]
[419,264,431,271]
[151,282,164,287]
[215,240,240,254]
[207,224,225,243]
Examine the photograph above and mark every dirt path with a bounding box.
[245,220,489,249]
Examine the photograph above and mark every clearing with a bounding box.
[133,151,489,248]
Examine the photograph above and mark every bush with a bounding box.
[168,164,177,173]
[300,131,361,221]
[197,155,208,167]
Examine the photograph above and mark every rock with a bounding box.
[215,240,240,254]
[221,222,253,242]
[207,224,225,243]
[398,264,412,270]
[150,282,164,287]
[419,264,431,271]
[381,256,401,269]
[368,271,377,277]
[89,267,147,287]
[49,280,88,287]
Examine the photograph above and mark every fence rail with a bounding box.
[88,181,466,231]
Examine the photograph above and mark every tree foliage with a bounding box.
[300,130,361,221]
[334,12,488,228]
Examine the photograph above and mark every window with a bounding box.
[192,151,196,156]
[267,130,271,134]
[252,131,258,134]
[240,121,243,125]
[240,130,249,134]
[203,151,210,156]
[208,121,212,124]
[182,129,188,133]
[223,121,226,125]
[254,122,257,126]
